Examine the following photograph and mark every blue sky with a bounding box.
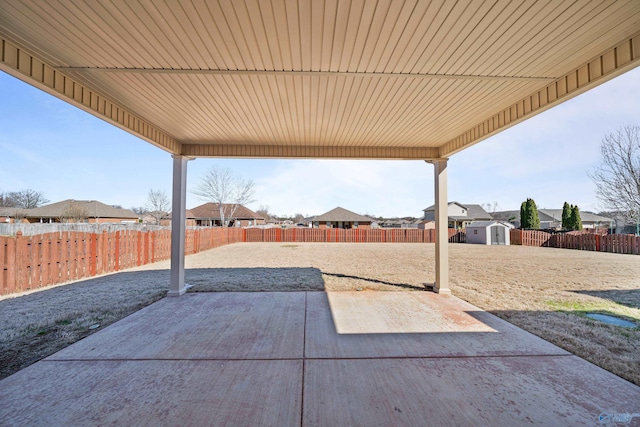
[1,68,639,218]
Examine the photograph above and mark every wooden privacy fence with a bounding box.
[510,229,640,254]
[0,228,243,296]
[1,227,464,296]
[3,226,637,296]
[242,228,465,243]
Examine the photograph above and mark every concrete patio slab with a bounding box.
[2,291,639,427]
[304,356,640,426]
[48,292,305,360]
[305,291,569,358]
[0,359,302,427]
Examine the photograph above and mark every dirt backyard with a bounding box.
[1,242,639,385]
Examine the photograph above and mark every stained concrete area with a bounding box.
[1,291,639,426]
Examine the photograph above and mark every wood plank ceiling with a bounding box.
[1,0,639,159]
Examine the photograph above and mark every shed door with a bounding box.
[490,226,506,245]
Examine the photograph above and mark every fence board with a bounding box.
[6,236,15,294]
[0,236,6,293]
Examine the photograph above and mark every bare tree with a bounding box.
[255,205,271,220]
[0,192,16,207]
[61,202,89,223]
[192,166,256,227]
[145,189,170,225]
[481,201,499,214]
[131,206,149,216]
[589,126,640,224]
[1,189,49,208]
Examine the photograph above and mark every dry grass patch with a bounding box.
[0,271,167,380]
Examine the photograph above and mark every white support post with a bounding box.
[432,159,451,294]
[168,155,189,297]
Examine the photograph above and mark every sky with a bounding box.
[1,68,639,218]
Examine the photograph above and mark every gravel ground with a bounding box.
[1,242,639,384]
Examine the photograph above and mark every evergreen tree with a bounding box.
[520,201,528,229]
[520,198,540,229]
[526,198,540,229]
[562,202,571,229]
[570,205,582,230]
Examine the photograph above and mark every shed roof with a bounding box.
[311,207,372,223]
[467,221,514,229]
[1,1,639,160]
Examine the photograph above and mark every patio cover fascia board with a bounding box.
[0,36,182,155]
[439,32,640,158]
[1,32,639,160]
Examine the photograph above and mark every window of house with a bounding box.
[474,230,478,234]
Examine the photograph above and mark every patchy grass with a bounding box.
[0,271,168,380]
[1,242,639,386]
[545,299,640,323]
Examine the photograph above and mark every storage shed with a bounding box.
[466,221,514,245]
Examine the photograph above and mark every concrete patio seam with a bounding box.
[42,354,575,362]
[301,292,308,427]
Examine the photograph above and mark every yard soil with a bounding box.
[1,243,639,385]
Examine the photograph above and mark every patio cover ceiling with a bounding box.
[1,1,639,160]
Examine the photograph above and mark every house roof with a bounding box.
[494,209,614,224]
[0,207,29,217]
[423,202,467,211]
[1,2,638,160]
[189,203,264,220]
[27,200,138,219]
[491,211,520,222]
[423,202,492,221]
[311,207,372,223]
[539,209,614,224]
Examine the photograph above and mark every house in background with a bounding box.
[607,213,639,235]
[490,210,522,227]
[190,203,266,227]
[540,210,614,230]
[417,220,435,230]
[422,202,492,229]
[310,207,373,229]
[379,218,417,229]
[0,207,29,223]
[149,209,197,227]
[466,221,514,245]
[493,209,614,230]
[25,200,138,223]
